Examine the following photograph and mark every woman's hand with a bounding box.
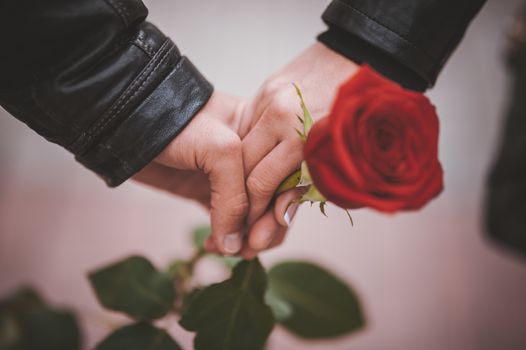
[237,42,359,258]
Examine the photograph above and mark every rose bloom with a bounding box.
[304,66,443,213]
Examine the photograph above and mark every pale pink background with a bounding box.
[1,1,526,349]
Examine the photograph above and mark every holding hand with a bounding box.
[136,43,359,259]
[133,91,249,256]
[237,43,358,258]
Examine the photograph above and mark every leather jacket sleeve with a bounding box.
[318,0,487,90]
[486,2,526,258]
[0,0,213,187]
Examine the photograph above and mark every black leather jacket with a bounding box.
[486,1,526,258]
[0,0,486,186]
[318,0,487,91]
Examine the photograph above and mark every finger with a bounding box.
[267,226,288,249]
[240,235,259,260]
[133,163,210,208]
[133,162,177,188]
[207,91,247,131]
[207,137,249,255]
[241,122,279,175]
[246,208,286,252]
[274,187,306,227]
[157,115,249,255]
[237,90,273,139]
[246,140,303,224]
[242,189,303,254]
[204,237,220,253]
[241,247,259,260]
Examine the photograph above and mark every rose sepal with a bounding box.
[275,84,352,223]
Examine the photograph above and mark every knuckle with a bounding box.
[212,133,242,158]
[264,91,294,125]
[261,76,286,97]
[224,137,242,154]
[224,192,249,218]
[201,130,243,173]
[247,175,275,199]
[288,134,305,150]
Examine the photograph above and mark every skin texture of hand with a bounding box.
[134,43,358,260]
[235,42,359,259]
[133,91,249,256]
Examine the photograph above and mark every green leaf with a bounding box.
[0,287,81,350]
[0,288,43,350]
[95,323,181,350]
[264,291,293,322]
[192,226,212,251]
[180,288,203,315]
[219,256,243,269]
[266,261,365,339]
[180,259,275,350]
[0,310,18,350]
[89,256,175,320]
[12,309,80,350]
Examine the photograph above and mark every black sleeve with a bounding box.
[485,2,526,258]
[318,0,487,91]
[0,0,213,187]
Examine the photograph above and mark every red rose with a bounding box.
[304,66,443,213]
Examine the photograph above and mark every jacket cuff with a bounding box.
[320,0,438,88]
[318,26,427,92]
[75,57,213,187]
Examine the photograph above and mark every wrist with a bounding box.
[318,27,427,91]
[310,41,360,71]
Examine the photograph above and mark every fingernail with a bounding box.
[284,203,299,226]
[223,233,242,254]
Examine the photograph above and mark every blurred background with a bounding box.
[1,0,526,349]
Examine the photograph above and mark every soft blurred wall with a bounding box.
[1,0,526,349]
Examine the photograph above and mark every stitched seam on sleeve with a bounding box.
[101,142,134,174]
[114,0,131,24]
[134,37,156,57]
[104,0,129,26]
[69,39,174,152]
[90,41,173,136]
[332,0,436,61]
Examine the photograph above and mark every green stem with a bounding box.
[170,249,206,313]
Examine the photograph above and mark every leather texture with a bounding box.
[319,0,487,88]
[486,1,526,258]
[0,0,486,186]
[0,0,213,186]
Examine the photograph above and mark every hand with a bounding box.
[133,91,249,255]
[238,42,359,259]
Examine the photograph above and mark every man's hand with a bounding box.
[133,91,249,256]
[134,43,358,259]
[238,42,359,259]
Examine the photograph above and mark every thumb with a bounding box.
[274,187,307,227]
[207,135,249,255]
